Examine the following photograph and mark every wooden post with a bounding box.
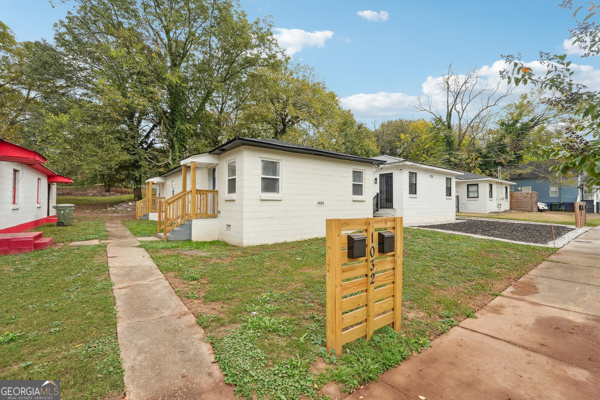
[191,162,197,219]
[182,164,187,192]
[393,217,403,331]
[326,219,342,356]
[366,218,375,340]
[146,181,152,205]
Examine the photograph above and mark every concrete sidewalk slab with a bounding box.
[118,313,235,400]
[107,246,155,267]
[348,327,600,400]
[529,261,600,285]
[549,251,600,267]
[460,296,600,371]
[105,220,236,400]
[109,264,165,289]
[503,274,600,315]
[112,278,190,325]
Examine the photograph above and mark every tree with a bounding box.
[374,118,445,163]
[502,1,600,187]
[51,0,280,197]
[418,64,513,169]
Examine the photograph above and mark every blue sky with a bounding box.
[3,0,600,125]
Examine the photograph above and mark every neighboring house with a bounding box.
[0,139,73,233]
[510,171,598,212]
[140,138,383,246]
[455,172,514,213]
[371,155,463,225]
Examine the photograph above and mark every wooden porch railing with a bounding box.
[135,196,165,219]
[158,190,218,240]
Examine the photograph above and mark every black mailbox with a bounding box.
[378,231,395,253]
[347,234,367,258]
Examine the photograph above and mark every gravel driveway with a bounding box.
[419,219,574,244]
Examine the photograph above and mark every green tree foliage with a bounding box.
[375,119,445,163]
[502,1,600,186]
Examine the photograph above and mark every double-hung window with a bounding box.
[549,185,559,197]
[409,172,417,195]
[261,160,280,193]
[37,178,41,204]
[12,169,19,205]
[227,161,236,194]
[489,183,493,199]
[467,183,479,198]
[352,170,364,196]
[445,177,452,197]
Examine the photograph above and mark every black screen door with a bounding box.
[379,173,393,208]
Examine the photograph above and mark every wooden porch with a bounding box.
[136,161,218,240]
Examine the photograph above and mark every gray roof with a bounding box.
[456,172,514,184]
[209,137,385,165]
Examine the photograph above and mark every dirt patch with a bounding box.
[404,309,428,320]
[58,186,132,197]
[419,219,574,244]
[180,250,208,257]
[511,279,539,296]
[163,272,223,319]
[318,382,344,400]
[95,253,108,264]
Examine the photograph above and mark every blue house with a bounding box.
[509,167,597,212]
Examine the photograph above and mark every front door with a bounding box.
[379,173,393,208]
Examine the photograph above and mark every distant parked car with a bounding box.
[537,202,549,212]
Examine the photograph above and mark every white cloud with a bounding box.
[342,59,600,120]
[357,10,389,22]
[340,92,419,118]
[273,28,334,56]
[562,38,586,56]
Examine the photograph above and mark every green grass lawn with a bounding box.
[122,219,158,237]
[33,219,108,243]
[458,211,600,227]
[138,228,554,399]
[0,245,123,399]
[57,194,133,205]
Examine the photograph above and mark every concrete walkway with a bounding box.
[106,220,236,400]
[347,226,600,400]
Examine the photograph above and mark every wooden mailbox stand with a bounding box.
[326,217,403,356]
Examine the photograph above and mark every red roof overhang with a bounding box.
[0,139,73,183]
[0,140,47,164]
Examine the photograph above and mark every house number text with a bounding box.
[370,232,375,284]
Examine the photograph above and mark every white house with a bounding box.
[0,139,73,233]
[140,138,384,246]
[371,155,463,225]
[455,172,514,213]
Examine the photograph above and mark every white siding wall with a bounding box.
[374,166,456,225]
[0,162,49,230]
[216,148,245,246]
[457,181,511,213]
[220,147,374,246]
[401,168,456,225]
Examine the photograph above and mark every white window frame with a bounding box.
[352,170,364,198]
[37,177,42,206]
[260,159,281,196]
[521,186,532,192]
[227,160,237,195]
[171,181,175,196]
[445,177,452,197]
[549,185,559,197]
[489,183,493,199]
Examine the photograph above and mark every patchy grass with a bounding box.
[58,194,134,205]
[32,219,108,243]
[458,211,600,227]
[122,219,158,237]
[0,245,123,399]
[141,228,553,399]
